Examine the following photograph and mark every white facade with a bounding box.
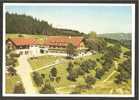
[15,45,49,57]
[29,45,40,57]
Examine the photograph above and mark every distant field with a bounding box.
[6,33,47,40]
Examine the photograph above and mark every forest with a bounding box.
[6,12,85,36]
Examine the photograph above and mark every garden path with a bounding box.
[103,61,118,82]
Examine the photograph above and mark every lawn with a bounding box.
[32,53,110,92]
[32,53,101,88]
[28,55,63,70]
[37,62,76,88]
[6,74,22,93]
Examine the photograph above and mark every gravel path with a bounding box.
[16,55,38,94]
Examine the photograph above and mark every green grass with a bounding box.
[6,74,22,93]
[6,33,46,40]
[28,55,63,70]
[32,51,131,94]
[33,53,107,90]
[37,62,76,88]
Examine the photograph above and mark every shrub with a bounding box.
[13,81,25,93]
[10,53,20,57]
[32,72,43,87]
[6,58,17,66]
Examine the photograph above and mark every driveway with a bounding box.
[16,55,38,94]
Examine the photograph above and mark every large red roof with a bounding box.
[8,38,40,46]
[44,36,83,48]
[7,36,84,48]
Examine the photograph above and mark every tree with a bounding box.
[32,72,43,86]
[67,61,74,72]
[67,70,78,81]
[114,58,131,84]
[80,62,89,73]
[107,44,121,60]
[85,75,96,87]
[7,66,17,76]
[80,59,96,73]
[13,81,25,93]
[84,39,98,51]
[6,12,84,36]
[66,43,77,59]
[50,67,57,78]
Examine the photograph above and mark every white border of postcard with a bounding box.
[3,3,135,97]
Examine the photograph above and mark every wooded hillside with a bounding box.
[6,12,85,36]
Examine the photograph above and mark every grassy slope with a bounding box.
[35,47,131,94]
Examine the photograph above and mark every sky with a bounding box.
[5,4,133,34]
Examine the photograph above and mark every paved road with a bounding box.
[16,55,38,94]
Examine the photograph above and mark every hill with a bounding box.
[97,33,131,41]
[6,12,85,36]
